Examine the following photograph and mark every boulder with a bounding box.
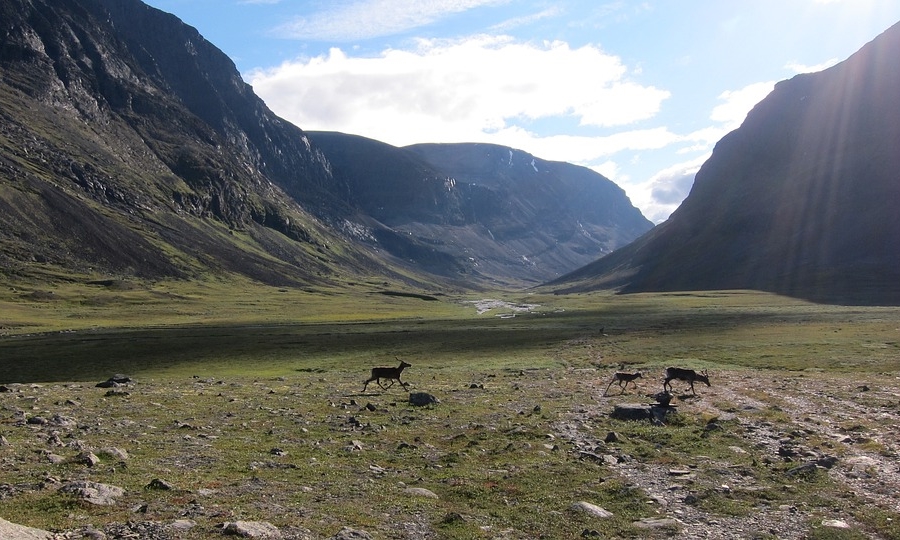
[0,517,51,539]
[59,481,125,506]
[329,527,373,540]
[570,501,613,519]
[223,520,282,538]
[409,392,439,406]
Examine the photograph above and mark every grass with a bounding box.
[1,283,899,538]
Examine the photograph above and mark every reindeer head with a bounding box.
[698,369,711,386]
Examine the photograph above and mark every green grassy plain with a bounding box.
[0,281,898,538]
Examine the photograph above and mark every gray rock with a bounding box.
[409,392,439,406]
[570,501,613,519]
[77,451,101,467]
[223,520,282,538]
[100,447,129,461]
[146,478,175,490]
[610,404,651,421]
[59,481,125,505]
[633,517,680,530]
[0,517,51,539]
[329,527,373,540]
[404,487,439,499]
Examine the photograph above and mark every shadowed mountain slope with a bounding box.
[548,21,900,304]
[309,133,653,286]
[0,0,398,288]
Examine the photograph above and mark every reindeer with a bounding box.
[603,371,642,396]
[363,359,411,392]
[663,367,710,395]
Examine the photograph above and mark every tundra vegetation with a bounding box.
[0,279,898,539]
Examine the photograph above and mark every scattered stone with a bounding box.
[0,385,13,393]
[610,404,652,421]
[26,416,48,425]
[404,487,439,499]
[82,525,106,539]
[96,374,132,388]
[786,462,819,476]
[570,501,613,519]
[48,413,76,427]
[59,481,125,505]
[76,451,101,467]
[364,402,377,411]
[223,520,282,538]
[171,519,197,531]
[409,392,439,406]
[100,447,129,461]
[270,447,287,456]
[441,512,465,525]
[329,527,373,540]
[0,435,8,446]
[145,478,174,490]
[822,519,851,529]
[604,431,619,443]
[0,517,51,539]
[43,451,65,464]
[346,440,364,452]
[633,517,680,530]
[104,389,130,397]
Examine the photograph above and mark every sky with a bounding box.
[141,0,900,223]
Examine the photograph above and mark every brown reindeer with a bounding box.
[663,367,710,395]
[363,359,411,391]
[604,371,642,395]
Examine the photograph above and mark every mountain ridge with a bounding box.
[548,20,900,304]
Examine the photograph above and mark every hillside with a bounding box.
[0,0,414,290]
[0,0,653,292]
[548,21,900,305]
[310,133,653,286]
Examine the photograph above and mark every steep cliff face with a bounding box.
[0,0,382,286]
[549,21,900,304]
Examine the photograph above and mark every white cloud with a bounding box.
[785,58,840,74]
[710,81,776,129]
[626,155,708,224]
[249,36,670,153]
[274,0,507,41]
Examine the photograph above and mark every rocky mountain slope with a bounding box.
[0,0,389,289]
[549,21,900,304]
[309,133,652,285]
[0,0,652,291]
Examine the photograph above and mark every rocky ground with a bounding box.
[560,369,900,539]
[1,367,898,539]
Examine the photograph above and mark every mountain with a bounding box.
[0,0,652,291]
[0,0,397,289]
[309,133,653,286]
[548,21,900,305]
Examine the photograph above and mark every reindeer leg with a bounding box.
[603,380,614,396]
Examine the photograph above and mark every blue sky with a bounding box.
[141,0,900,222]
